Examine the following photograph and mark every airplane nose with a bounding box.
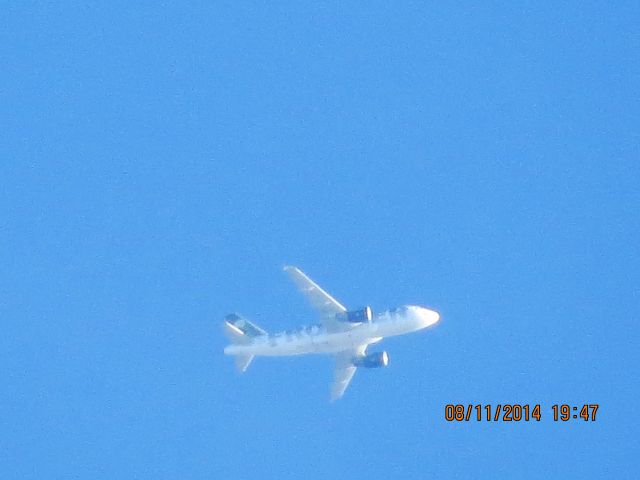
[420,308,440,327]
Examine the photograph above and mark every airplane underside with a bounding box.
[223,266,439,399]
[225,333,383,357]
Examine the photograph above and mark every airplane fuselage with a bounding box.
[224,305,439,357]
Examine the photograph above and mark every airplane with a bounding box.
[223,266,440,400]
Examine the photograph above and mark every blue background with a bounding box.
[2,3,639,478]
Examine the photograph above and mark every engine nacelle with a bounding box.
[352,351,389,368]
[337,306,373,324]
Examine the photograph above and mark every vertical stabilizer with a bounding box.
[224,313,267,340]
[223,313,266,373]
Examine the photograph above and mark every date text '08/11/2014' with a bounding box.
[444,404,599,422]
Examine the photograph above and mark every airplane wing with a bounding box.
[283,266,348,330]
[331,344,368,401]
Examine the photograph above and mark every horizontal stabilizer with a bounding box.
[223,314,264,374]
[234,354,254,373]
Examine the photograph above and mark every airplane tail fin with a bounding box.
[223,313,267,373]
[224,313,267,341]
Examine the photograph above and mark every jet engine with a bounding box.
[337,306,373,323]
[352,351,389,368]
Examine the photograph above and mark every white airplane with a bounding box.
[223,266,440,400]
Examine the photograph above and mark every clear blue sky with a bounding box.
[2,3,639,478]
